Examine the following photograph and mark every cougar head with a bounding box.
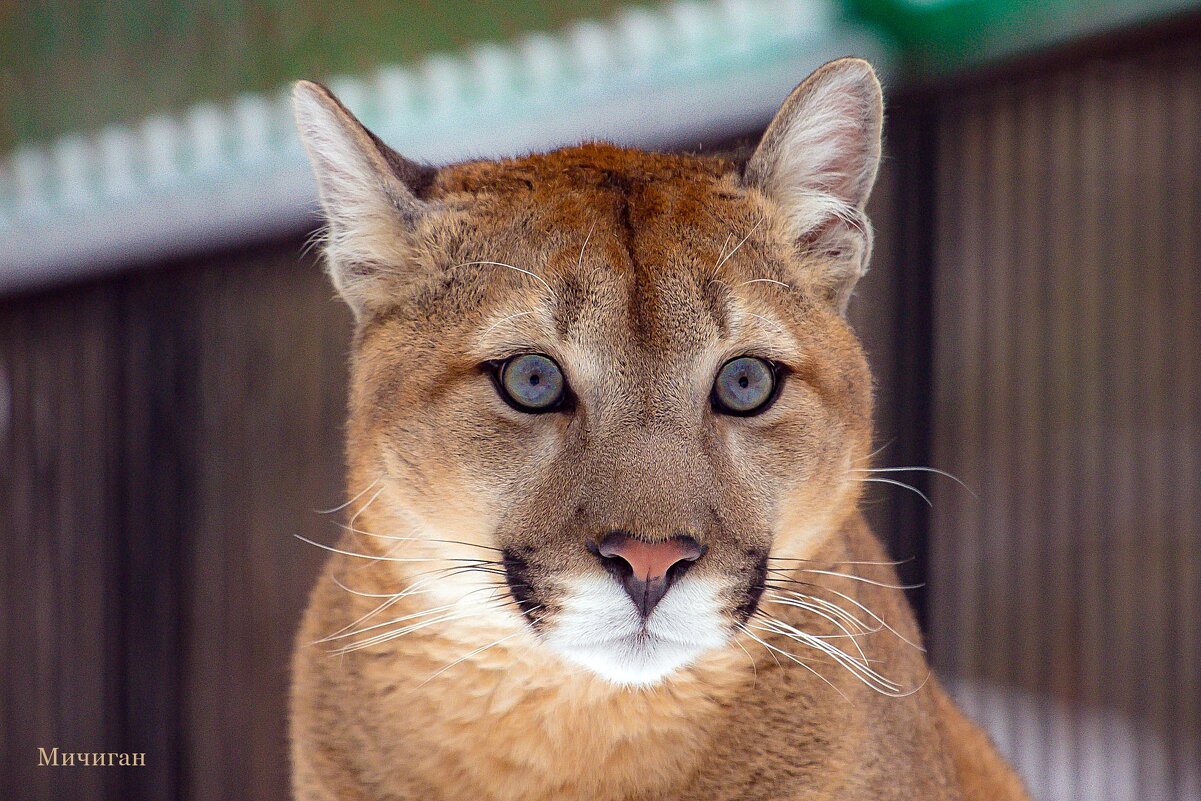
[294,58,882,685]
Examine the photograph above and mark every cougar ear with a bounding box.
[292,80,437,318]
[744,58,883,313]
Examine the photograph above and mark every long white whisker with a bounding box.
[317,600,471,644]
[315,475,383,515]
[417,622,536,688]
[332,610,475,653]
[334,521,504,554]
[418,632,522,687]
[324,568,505,640]
[481,311,535,338]
[797,568,924,591]
[757,601,874,666]
[855,439,896,465]
[346,485,387,532]
[767,556,910,567]
[763,592,881,639]
[733,632,759,681]
[712,232,734,272]
[762,592,876,637]
[321,580,513,646]
[758,611,874,674]
[748,622,902,693]
[331,602,511,655]
[736,277,791,289]
[797,583,926,652]
[331,566,480,600]
[851,466,976,497]
[294,534,501,564]
[853,477,932,507]
[738,624,848,701]
[452,260,555,295]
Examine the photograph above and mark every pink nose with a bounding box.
[594,532,705,616]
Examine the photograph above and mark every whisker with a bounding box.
[314,475,383,515]
[851,465,976,498]
[324,588,408,641]
[758,610,874,673]
[416,620,540,687]
[762,590,876,634]
[294,534,502,564]
[321,579,515,645]
[329,573,405,599]
[451,260,555,296]
[852,477,932,507]
[744,311,789,336]
[748,621,903,694]
[791,568,924,591]
[577,222,596,270]
[751,618,881,673]
[299,225,328,260]
[712,232,734,273]
[333,522,504,554]
[854,438,896,465]
[737,624,848,701]
[331,563,493,598]
[711,217,764,277]
[736,277,792,290]
[330,602,512,655]
[757,599,874,666]
[766,555,910,567]
[749,619,903,691]
[331,610,475,653]
[481,311,535,338]
[782,582,926,652]
[324,566,507,639]
[762,592,881,638]
[761,573,927,653]
[733,632,759,681]
[346,485,387,532]
[317,600,474,644]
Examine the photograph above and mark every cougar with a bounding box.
[289,57,1029,801]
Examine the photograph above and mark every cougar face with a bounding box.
[296,60,879,686]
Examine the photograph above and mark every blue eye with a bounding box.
[498,354,566,412]
[713,357,777,415]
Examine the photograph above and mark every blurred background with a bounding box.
[1,1,1198,800]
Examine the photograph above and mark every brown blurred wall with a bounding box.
[923,26,1201,800]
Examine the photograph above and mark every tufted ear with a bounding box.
[292,80,437,318]
[744,58,883,314]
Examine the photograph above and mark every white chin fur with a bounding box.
[543,574,731,686]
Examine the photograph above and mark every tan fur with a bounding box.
[289,59,1029,801]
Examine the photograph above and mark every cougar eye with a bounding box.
[497,354,566,412]
[712,357,777,415]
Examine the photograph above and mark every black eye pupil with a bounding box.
[738,376,749,388]
[529,374,540,385]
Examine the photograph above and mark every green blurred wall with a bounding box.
[3,0,1196,153]
[0,1,641,152]
[849,0,1200,71]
